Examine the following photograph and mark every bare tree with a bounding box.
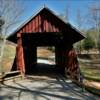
[88,4,100,49]
[58,5,69,23]
[0,0,24,74]
[65,5,69,22]
[76,9,83,29]
[76,9,84,54]
[0,16,5,38]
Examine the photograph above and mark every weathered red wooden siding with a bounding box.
[64,47,80,80]
[16,11,63,37]
[16,37,25,74]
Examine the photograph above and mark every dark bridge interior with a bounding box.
[22,32,64,46]
[22,33,66,75]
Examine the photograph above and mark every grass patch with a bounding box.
[79,54,100,82]
[80,63,100,82]
[0,43,16,73]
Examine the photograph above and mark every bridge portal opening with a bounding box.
[22,33,65,75]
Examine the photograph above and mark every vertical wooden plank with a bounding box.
[32,19,35,32]
[38,15,41,32]
[16,35,25,74]
[30,20,33,33]
[24,27,26,33]
[43,19,46,32]
[48,21,50,32]
[30,22,32,33]
[27,24,29,33]
[22,27,25,33]
[34,17,36,32]
[35,16,38,32]
[45,20,48,32]
[26,24,29,33]
[28,23,31,33]
[25,24,27,33]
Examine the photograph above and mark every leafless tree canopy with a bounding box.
[0,0,24,37]
[88,4,100,47]
[0,0,24,73]
[76,9,83,29]
[88,4,100,30]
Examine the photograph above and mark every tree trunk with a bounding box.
[0,38,6,74]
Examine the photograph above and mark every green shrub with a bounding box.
[83,33,95,51]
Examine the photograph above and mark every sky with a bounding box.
[10,0,100,34]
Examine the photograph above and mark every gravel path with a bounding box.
[0,75,99,100]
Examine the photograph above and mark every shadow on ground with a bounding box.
[25,63,64,78]
[0,63,99,100]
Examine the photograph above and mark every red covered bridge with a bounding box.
[7,7,85,80]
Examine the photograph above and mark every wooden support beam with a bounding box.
[0,70,23,83]
[16,35,25,74]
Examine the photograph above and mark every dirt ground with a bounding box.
[37,47,55,58]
